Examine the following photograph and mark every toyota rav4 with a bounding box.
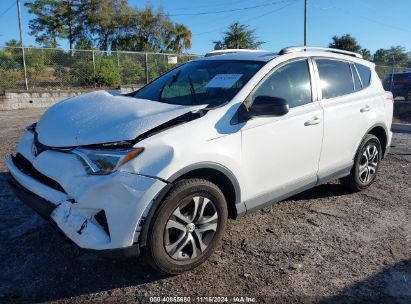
[7,46,393,274]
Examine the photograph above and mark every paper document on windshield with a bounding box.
[205,74,242,88]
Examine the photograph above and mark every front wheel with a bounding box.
[340,134,382,191]
[144,179,228,274]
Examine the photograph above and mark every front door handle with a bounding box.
[304,117,320,126]
[360,105,371,112]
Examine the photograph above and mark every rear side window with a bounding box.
[355,63,371,87]
[316,59,354,99]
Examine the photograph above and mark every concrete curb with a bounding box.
[391,123,411,133]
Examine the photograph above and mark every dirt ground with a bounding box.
[0,108,410,304]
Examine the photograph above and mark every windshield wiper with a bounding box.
[187,74,198,105]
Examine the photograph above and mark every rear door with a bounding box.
[314,58,376,180]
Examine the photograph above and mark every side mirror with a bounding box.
[241,96,289,120]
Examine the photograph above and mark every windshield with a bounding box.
[134,60,265,107]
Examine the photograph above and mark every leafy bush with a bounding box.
[70,58,94,86]
[0,51,21,70]
[119,56,145,85]
[0,69,22,90]
[95,57,120,87]
[25,50,46,88]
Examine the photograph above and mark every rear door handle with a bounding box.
[360,105,371,112]
[304,117,321,126]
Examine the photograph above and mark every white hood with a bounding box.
[36,90,206,147]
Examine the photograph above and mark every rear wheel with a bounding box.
[144,179,227,274]
[340,134,382,191]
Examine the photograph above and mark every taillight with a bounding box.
[394,79,408,84]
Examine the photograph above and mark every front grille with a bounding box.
[32,132,73,157]
[12,153,66,193]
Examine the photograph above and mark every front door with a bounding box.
[241,59,324,212]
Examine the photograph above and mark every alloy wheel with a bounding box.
[164,196,218,260]
[358,143,379,184]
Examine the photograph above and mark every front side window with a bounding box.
[251,60,312,108]
[316,59,354,99]
[134,60,264,107]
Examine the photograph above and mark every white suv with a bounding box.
[7,46,393,274]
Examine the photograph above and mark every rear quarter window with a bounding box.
[355,63,371,87]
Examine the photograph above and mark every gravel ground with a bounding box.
[0,108,410,304]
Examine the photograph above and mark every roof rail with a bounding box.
[205,49,268,57]
[279,46,363,59]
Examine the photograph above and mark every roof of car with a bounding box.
[199,46,366,63]
[199,51,279,62]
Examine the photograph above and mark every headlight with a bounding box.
[72,147,144,175]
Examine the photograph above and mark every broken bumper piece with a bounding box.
[8,175,138,257]
[6,146,167,254]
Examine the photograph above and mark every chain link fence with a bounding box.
[0,46,200,91]
[1,46,410,93]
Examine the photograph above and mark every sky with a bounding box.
[0,0,410,55]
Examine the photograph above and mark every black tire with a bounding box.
[144,178,228,274]
[340,134,382,192]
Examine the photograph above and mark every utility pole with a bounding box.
[304,0,307,46]
[17,0,28,90]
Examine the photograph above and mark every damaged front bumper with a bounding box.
[6,131,168,254]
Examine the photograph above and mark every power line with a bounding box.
[164,0,294,17]
[166,0,253,12]
[0,1,15,18]
[195,0,297,36]
[358,15,411,33]
[314,1,411,34]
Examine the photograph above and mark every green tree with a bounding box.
[25,0,84,49]
[360,48,372,61]
[168,24,192,53]
[5,39,20,48]
[213,22,264,50]
[329,34,361,53]
[111,5,191,53]
[25,0,67,47]
[79,0,133,51]
[373,48,388,64]
[75,37,94,50]
[373,46,409,66]
[387,46,409,66]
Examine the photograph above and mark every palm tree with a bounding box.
[360,48,372,61]
[170,24,192,53]
[213,22,264,50]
